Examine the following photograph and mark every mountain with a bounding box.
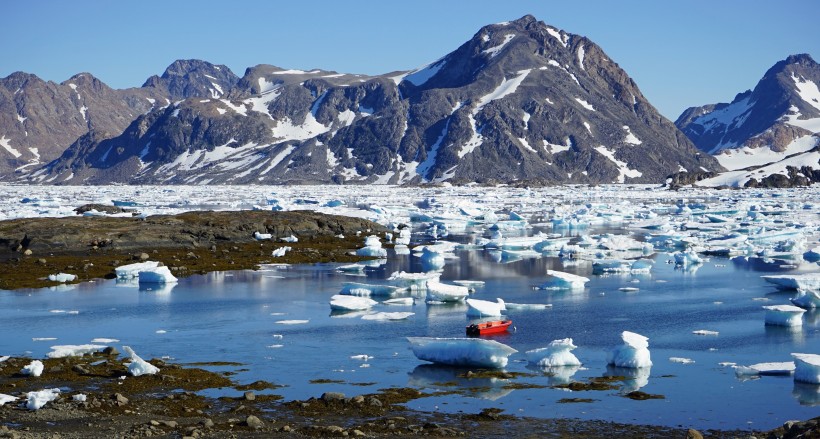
[21,15,721,185]
[675,54,820,187]
[0,60,239,179]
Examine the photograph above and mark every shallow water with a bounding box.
[1,237,818,431]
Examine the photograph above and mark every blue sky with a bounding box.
[3,0,818,119]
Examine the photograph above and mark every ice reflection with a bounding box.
[605,365,651,393]
[530,365,581,386]
[407,364,514,401]
[792,382,820,406]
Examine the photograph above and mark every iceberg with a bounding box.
[47,344,107,358]
[673,250,702,267]
[329,294,377,311]
[356,235,387,257]
[21,360,44,377]
[388,271,439,290]
[763,304,806,326]
[526,338,581,367]
[465,298,506,317]
[114,261,160,279]
[339,282,406,297]
[138,266,178,284]
[407,337,518,369]
[539,270,589,290]
[419,247,446,271]
[425,280,469,302]
[48,272,76,283]
[26,388,60,410]
[792,353,820,384]
[762,274,820,290]
[791,290,820,309]
[123,346,160,377]
[607,331,652,368]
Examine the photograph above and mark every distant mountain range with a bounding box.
[2,15,816,187]
[675,54,820,187]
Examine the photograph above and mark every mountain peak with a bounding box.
[142,59,238,99]
[784,53,816,66]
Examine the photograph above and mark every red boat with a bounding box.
[466,319,512,336]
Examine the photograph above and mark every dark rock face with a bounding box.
[142,59,239,100]
[13,15,722,185]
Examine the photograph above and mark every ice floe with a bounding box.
[407,337,517,368]
[329,294,377,311]
[540,270,589,290]
[735,361,796,377]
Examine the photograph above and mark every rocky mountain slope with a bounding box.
[676,54,820,187]
[0,60,238,179]
[12,15,722,185]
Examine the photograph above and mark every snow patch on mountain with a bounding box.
[699,147,820,188]
[716,135,819,171]
[0,136,22,158]
[594,145,642,183]
[623,125,642,145]
[546,27,568,47]
[403,59,447,86]
[792,72,820,111]
[482,34,515,58]
[575,98,595,111]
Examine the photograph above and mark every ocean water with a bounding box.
[1,237,817,431]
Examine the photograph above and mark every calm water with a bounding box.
[1,237,818,430]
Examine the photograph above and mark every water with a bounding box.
[1,245,818,430]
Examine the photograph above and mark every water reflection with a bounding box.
[605,365,650,393]
[529,365,581,386]
[792,382,820,406]
[407,364,514,401]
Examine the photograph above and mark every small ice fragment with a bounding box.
[504,302,552,310]
[272,334,284,339]
[0,393,16,406]
[361,311,414,320]
[73,393,87,402]
[669,357,695,364]
[693,330,719,336]
[267,344,284,349]
[0,356,9,363]
[253,231,272,240]
[123,346,160,376]
[329,294,377,311]
[719,362,736,367]
[272,246,292,257]
[48,273,76,283]
[26,388,60,410]
[607,331,652,368]
[350,355,373,361]
[382,297,414,306]
[21,360,44,377]
[90,338,120,343]
[275,320,309,325]
[32,337,57,341]
[526,338,582,367]
[155,330,167,334]
[47,344,106,358]
[280,234,298,242]
[619,287,639,292]
[734,362,795,376]
[763,305,806,327]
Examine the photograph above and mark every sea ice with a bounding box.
[762,274,820,290]
[763,305,806,326]
[0,393,16,406]
[791,289,820,309]
[114,261,160,279]
[693,330,719,336]
[669,357,695,364]
[48,272,76,283]
[26,388,60,410]
[382,297,414,305]
[407,337,518,369]
[123,346,160,377]
[466,298,506,317]
[539,270,589,290]
[47,344,106,358]
[21,360,44,377]
[361,311,414,320]
[339,282,406,297]
[504,302,552,310]
[356,235,387,257]
[607,331,652,368]
[734,361,796,376]
[526,338,581,367]
[280,234,298,242]
[425,280,469,302]
[792,353,820,384]
[138,266,178,284]
[329,294,377,311]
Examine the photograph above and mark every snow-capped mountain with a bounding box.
[17,15,721,185]
[676,54,820,187]
[0,60,238,178]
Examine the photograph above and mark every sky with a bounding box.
[2,0,818,119]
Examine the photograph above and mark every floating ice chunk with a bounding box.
[540,270,589,290]
[693,329,719,336]
[115,261,160,279]
[73,393,87,402]
[275,319,309,325]
[388,271,439,290]
[336,263,366,273]
[90,338,120,343]
[271,246,292,257]
[361,311,414,320]
[734,361,795,376]
[394,228,411,246]
[425,280,469,302]
[504,302,552,310]
[329,294,377,311]
[48,272,76,283]
[280,234,298,243]
[792,353,820,384]
[419,247,445,271]
[673,250,702,267]
[47,344,106,358]
[123,346,160,377]
[26,388,60,410]
[253,231,272,240]
[382,297,414,306]
[350,354,373,361]
[138,266,178,284]
[762,274,820,290]
[407,337,517,368]
[466,298,506,317]
[21,360,44,377]
[607,331,652,368]
[452,280,485,289]
[669,357,695,364]
[0,393,16,406]
[526,338,581,367]
[356,235,387,257]
[340,282,406,297]
[763,305,806,326]
[791,290,820,309]
[804,247,820,262]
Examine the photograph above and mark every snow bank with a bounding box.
[526,338,581,367]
